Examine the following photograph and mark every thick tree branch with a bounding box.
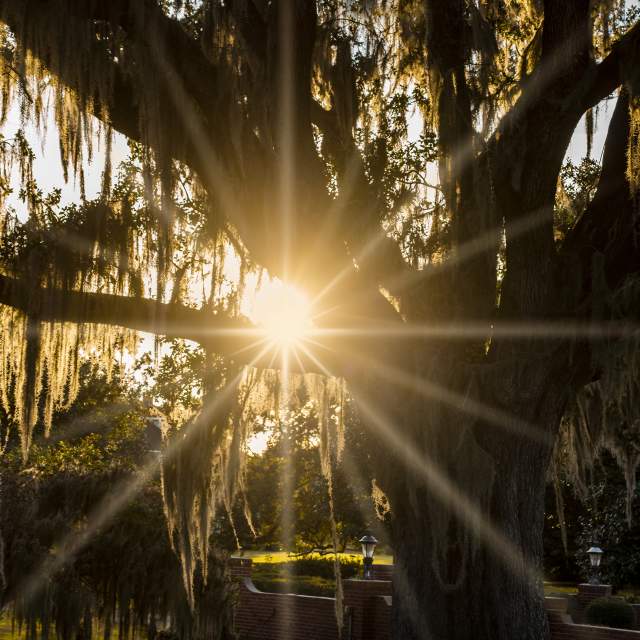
[41,0,220,118]
[540,0,592,90]
[489,3,602,320]
[227,0,268,66]
[581,20,640,110]
[0,274,384,375]
[561,90,640,303]
[0,0,241,179]
[0,273,258,357]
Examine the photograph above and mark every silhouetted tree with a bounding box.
[0,2,639,638]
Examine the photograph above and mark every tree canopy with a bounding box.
[1,1,640,639]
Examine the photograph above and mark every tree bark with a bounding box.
[359,354,568,640]
[390,445,551,640]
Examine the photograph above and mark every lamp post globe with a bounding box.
[359,535,378,579]
[587,546,604,585]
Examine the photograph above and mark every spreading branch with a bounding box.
[0,273,254,357]
[561,90,640,303]
[582,20,640,110]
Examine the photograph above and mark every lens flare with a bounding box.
[252,281,312,348]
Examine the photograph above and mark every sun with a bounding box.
[252,280,312,349]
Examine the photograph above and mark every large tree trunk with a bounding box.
[390,449,550,640]
[363,357,567,640]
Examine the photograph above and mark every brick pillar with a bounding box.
[577,583,612,609]
[371,564,394,581]
[343,579,392,640]
[229,557,253,579]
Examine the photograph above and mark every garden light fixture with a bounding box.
[359,534,378,579]
[587,546,604,584]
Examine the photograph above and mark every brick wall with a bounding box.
[577,584,613,609]
[229,557,253,579]
[234,577,340,640]
[228,560,640,640]
[371,565,394,581]
[372,595,392,640]
[343,579,392,640]
[546,595,640,640]
[633,605,640,630]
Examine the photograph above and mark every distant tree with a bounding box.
[0,368,236,640]
[227,399,383,555]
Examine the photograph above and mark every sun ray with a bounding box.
[275,4,296,625]
[227,336,270,359]
[290,344,308,375]
[279,347,294,624]
[144,29,245,225]
[294,344,541,588]
[308,320,640,341]
[363,351,552,446]
[13,357,263,605]
[347,206,553,308]
[296,342,334,379]
[348,386,542,585]
[309,226,395,311]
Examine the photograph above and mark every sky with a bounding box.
[2,102,130,217]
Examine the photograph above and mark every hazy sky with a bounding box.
[2,103,129,217]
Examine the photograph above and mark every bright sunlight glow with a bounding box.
[252,281,312,348]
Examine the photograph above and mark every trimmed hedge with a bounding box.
[254,556,361,579]
[251,556,362,597]
[252,575,336,597]
[584,597,635,629]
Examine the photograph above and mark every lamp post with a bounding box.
[145,416,165,458]
[359,535,378,579]
[587,546,604,585]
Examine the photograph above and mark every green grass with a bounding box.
[232,550,394,564]
[244,551,392,597]
[543,582,578,595]
[0,616,122,640]
[0,617,19,640]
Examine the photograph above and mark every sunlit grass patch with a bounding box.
[0,617,19,640]
[234,550,394,564]
[252,575,336,598]
[0,615,124,640]
[543,582,578,595]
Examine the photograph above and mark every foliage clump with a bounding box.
[584,596,635,629]
[0,368,237,640]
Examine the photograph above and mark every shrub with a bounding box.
[584,597,635,629]
[253,556,361,580]
[286,556,361,579]
[252,576,335,598]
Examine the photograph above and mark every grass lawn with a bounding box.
[232,550,394,564]
[237,553,591,599]
[543,583,578,595]
[236,550,393,597]
[0,617,18,640]
[0,616,123,640]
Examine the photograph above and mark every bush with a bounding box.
[252,575,335,598]
[286,556,361,579]
[584,597,635,629]
[253,556,361,580]
[251,556,363,597]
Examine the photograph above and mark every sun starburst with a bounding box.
[252,280,313,350]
